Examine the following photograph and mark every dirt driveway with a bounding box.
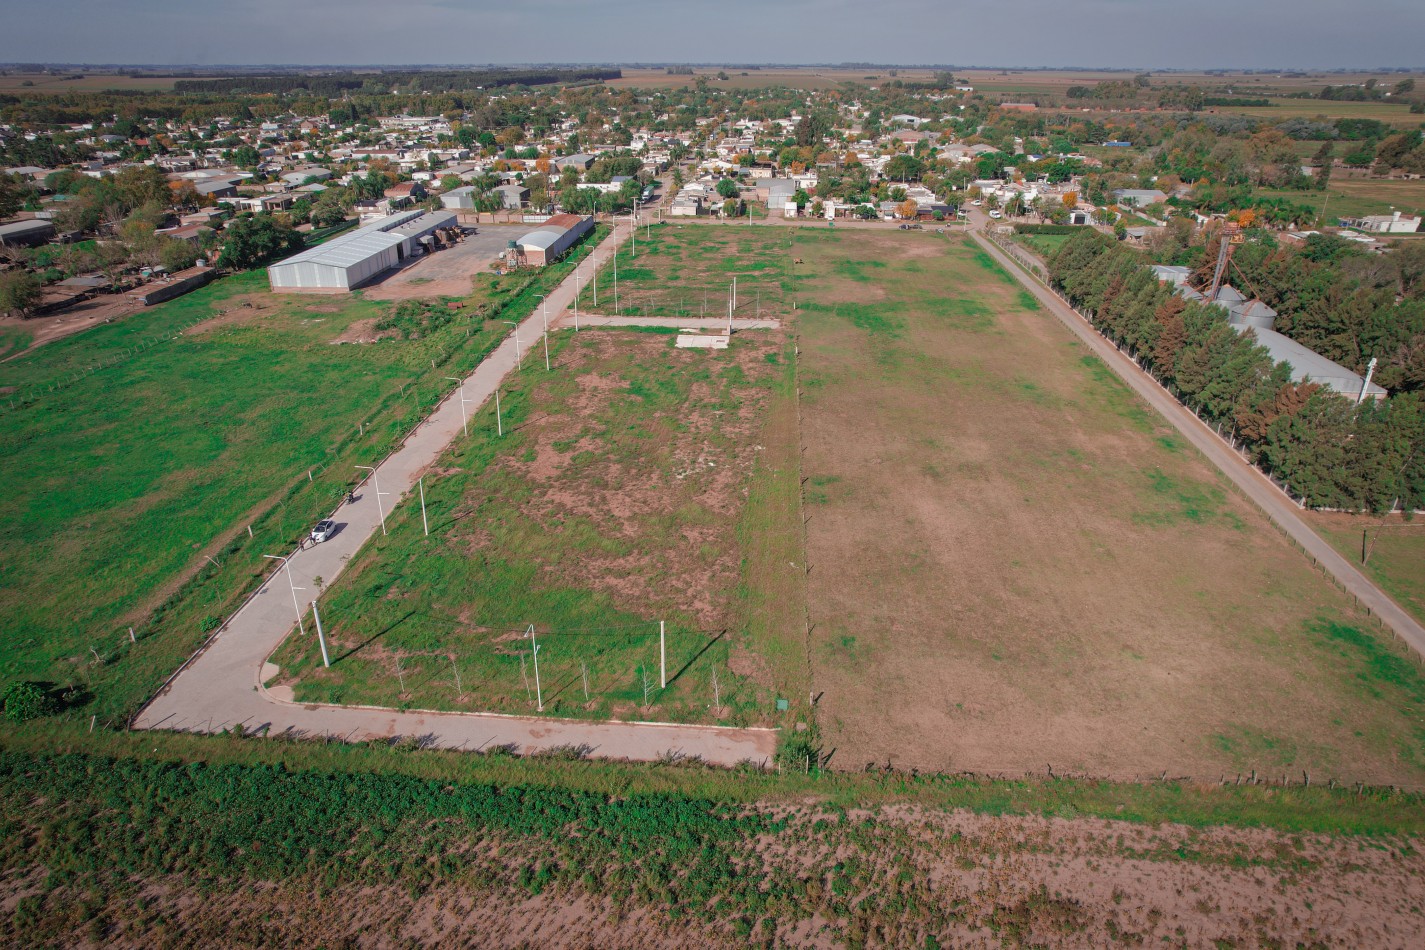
[1,294,141,362]
[360,225,530,300]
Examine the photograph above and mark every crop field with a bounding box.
[4,744,1425,948]
[0,249,597,724]
[792,228,1425,784]
[573,223,794,321]
[0,72,196,93]
[1217,99,1424,126]
[271,325,807,725]
[1256,178,1425,221]
[610,67,940,91]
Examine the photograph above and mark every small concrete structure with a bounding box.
[676,333,730,349]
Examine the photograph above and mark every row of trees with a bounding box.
[1048,231,1425,512]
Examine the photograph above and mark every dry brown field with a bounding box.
[792,227,1425,785]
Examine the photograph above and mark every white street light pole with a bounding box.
[659,620,666,689]
[494,387,503,437]
[591,254,598,308]
[419,476,428,536]
[528,624,543,711]
[444,375,471,437]
[312,599,331,667]
[503,320,522,370]
[263,554,305,636]
[573,265,581,332]
[354,465,388,535]
[535,294,550,370]
[613,245,619,315]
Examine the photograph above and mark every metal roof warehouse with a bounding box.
[515,213,594,266]
[267,210,458,293]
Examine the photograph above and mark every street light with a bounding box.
[535,294,551,370]
[354,465,388,535]
[573,265,581,332]
[502,319,522,370]
[444,375,472,437]
[263,553,305,636]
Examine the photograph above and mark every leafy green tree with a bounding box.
[715,177,739,200]
[216,214,305,271]
[0,270,42,317]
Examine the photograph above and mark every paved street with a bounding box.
[133,220,779,767]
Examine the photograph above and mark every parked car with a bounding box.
[988,210,1003,219]
[310,519,336,543]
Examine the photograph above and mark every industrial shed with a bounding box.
[514,213,593,266]
[267,210,458,293]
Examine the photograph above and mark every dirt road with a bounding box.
[132,223,779,767]
[971,227,1425,658]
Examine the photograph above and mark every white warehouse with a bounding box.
[267,210,458,293]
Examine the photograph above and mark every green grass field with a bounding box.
[1218,99,1424,127]
[1257,178,1425,221]
[575,223,793,320]
[0,243,600,725]
[271,322,807,726]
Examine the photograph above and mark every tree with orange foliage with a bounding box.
[1061,191,1078,209]
[897,198,918,220]
[535,156,551,175]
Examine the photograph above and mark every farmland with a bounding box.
[0,245,598,724]
[270,324,807,725]
[3,743,1424,948]
[792,228,1425,785]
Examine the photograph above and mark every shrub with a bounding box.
[2,681,58,722]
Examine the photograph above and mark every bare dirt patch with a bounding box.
[331,316,398,345]
[0,296,139,361]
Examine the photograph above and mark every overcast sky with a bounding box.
[1,0,1421,70]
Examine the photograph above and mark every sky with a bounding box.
[1,0,1422,71]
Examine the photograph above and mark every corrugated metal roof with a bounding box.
[518,227,565,251]
[1237,326,1387,399]
[268,210,425,269]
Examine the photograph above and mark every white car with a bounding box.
[310,519,336,543]
[988,210,1003,219]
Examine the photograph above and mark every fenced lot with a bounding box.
[573,223,794,322]
[270,326,808,726]
[794,228,1425,784]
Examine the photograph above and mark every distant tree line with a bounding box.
[173,69,621,97]
[1048,231,1425,512]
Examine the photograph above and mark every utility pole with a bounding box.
[494,388,503,437]
[659,620,666,689]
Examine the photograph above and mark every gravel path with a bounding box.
[132,223,779,767]
[972,227,1425,658]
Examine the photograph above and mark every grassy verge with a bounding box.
[0,231,607,726]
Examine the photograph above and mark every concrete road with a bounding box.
[133,220,779,767]
[970,227,1425,658]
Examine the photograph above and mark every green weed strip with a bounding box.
[2,746,1423,947]
[270,327,807,728]
[0,231,608,727]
